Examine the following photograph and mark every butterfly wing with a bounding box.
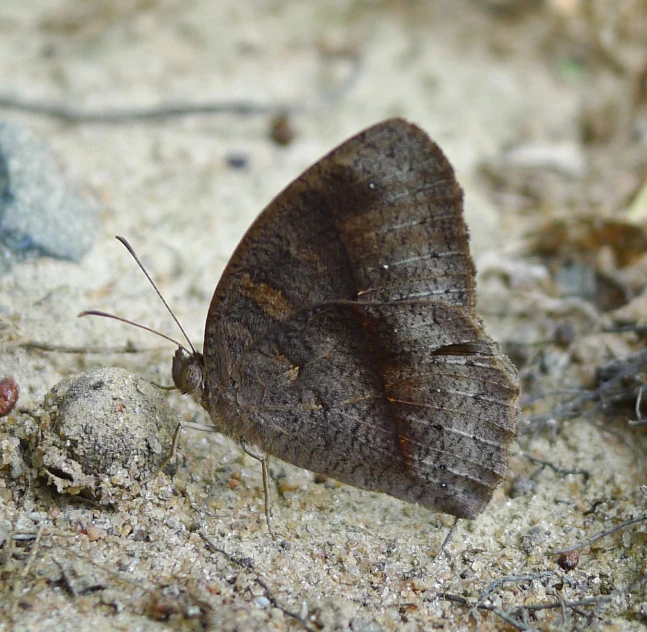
[203,118,518,518]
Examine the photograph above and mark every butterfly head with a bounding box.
[172,347,206,396]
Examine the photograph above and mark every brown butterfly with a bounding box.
[167,118,519,520]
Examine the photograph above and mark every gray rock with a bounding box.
[0,119,99,268]
[521,525,551,553]
[510,475,535,498]
[35,367,178,503]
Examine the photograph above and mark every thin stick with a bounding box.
[16,340,149,354]
[631,385,645,425]
[52,558,79,598]
[480,572,556,601]
[8,525,45,622]
[553,514,647,554]
[0,56,361,125]
[19,525,45,578]
[197,524,314,631]
[0,96,286,123]
[518,451,590,480]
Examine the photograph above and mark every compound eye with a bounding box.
[184,363,203,393]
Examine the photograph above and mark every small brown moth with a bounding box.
[169,118,520,519]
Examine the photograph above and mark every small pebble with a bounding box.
[0,376,19,417]
[269,112,296,146]
[553,321,576,347]
[521,525,550,553]
[510,475,534,498]
[557,549,580,571]
[86,524,106,542]
[225,152,249,170]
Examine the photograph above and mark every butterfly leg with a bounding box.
[152,418,229,480]
[436,517,460,560]
[240,438,275,539]
[150,421,184,480]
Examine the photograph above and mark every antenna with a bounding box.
[79,236,196,355]
[78,310,190,353]
[115,236,196,354]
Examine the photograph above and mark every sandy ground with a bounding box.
[1,1,647,630]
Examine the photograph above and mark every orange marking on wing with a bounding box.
[239,273,295,320]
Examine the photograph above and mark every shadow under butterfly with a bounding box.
[85,118,519,525]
